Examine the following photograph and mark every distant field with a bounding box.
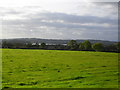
[2,49,118,88]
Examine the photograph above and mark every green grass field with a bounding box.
[2,49,119,88]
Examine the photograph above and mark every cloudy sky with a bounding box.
[0,0,118,41]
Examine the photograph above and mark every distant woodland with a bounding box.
[1,38,120,53]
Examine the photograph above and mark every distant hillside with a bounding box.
[1,38,117,45]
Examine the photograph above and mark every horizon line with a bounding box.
[0,38,118,42]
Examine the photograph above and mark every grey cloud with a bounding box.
[2,5,118,41]
[3,11,117,31]
[2,24,118,41]
[26,12,117,25]
[93,2,118,6]
[3,19,117,31]
[5,10,22,15]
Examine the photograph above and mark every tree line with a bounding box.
[67,40,119,52]
[1,40,120,52]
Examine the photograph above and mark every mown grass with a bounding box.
[2,49,119,88]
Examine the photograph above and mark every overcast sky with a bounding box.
[0,0,118,41]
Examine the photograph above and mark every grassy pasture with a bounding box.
[2,49,118,88]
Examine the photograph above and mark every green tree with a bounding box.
[117,42,120,52]
[82,40,92,50]
[79,43,85,50]
[67,40,78,50]
[35,42,39,48]
[26,43,32,48]
[40,42,46,49]
[104,44,117,52]
[92,43,104,52]
[2,41,8,48]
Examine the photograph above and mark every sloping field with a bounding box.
[2,49,118,88]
